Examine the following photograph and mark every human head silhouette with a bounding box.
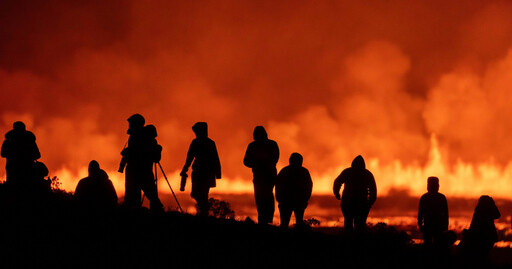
[192,122,208,138]
[88,160,100,176]
[351,155,365,170]
[253,126,268,141]
[427,176,439,193]
[127,114,145,134]
[477,195,495,210]
[13,121,26,132]
[289,153,303,167]
[145,124,157,138]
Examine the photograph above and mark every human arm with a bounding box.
[442,195,449,231]
[333,170,346,200]
[243,144,254,168]
[213,141,221,179]
[305,169,313,202]
[181,141,196,177]
[1,140,8,158]
[272,141,279,165]
[368,172,377,207]
[418,196,424,232]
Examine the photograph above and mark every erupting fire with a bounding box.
[1,1,512,214]
[14,134,510,202]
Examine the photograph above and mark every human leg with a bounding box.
[191,179,210,217]
[279,204,292,228]
[124,168,141,208]
[294,206,306,227]
[253,180,275,224]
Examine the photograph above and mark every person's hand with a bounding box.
[118,166,124,173]
[335,193,341,200]
[418,224,424,233]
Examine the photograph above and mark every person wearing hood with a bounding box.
[276,153,312,228]
[118,114,163,212]
[333,155,377,237]
[244,126,279,224]
[180,122,221,217]
[1,121,41,187]
[75,160,118,214]
[459,195,501,266]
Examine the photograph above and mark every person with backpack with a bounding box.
[118,114,163,212]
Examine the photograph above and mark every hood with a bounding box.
[351,155,365,170]
[253,126,268,141]
[192,122,208,138]
[88,160,100,176]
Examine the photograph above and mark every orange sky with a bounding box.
[2,1,512,199]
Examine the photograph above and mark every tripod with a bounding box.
[141,162,184,213]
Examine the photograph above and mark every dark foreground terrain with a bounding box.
[0,211,510,269]
[0,188,511,269]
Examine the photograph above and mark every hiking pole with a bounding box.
[157,162,184,213]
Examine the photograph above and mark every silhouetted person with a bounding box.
[118,114,163,211]
[244,126,279,224]
[276,153,312,229]
[1,121,41,187]
[30,161,52,198]
[180,122,221,217]
[418,176,450,264]
[75,160,118,213]
[333,155,377,237]
[418,177,449,246]
[459,195,501,266]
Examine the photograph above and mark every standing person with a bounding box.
[244,126,279,225]
[275,153,312,229]
[333,155,377,237]
[180,122,221,217]
[418,177,449,248]
[118,114,163,211]
[1,121,41,187]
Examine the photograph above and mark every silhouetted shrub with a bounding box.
[205,198,235,219]
[367,222,413,247]
[304,217,321,226]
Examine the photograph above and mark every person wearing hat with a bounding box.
[118,114,163,211]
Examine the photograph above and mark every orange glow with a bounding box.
[25,134,512,200]
[2,1,512,228]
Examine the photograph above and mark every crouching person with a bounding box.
[75,160,118,216]
[276,153,313,228]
